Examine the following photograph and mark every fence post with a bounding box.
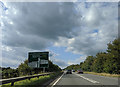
[28,77,31,80]
[37,76,39,78]
[11,82,14,86]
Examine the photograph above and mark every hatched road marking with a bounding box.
[74,73,99,84]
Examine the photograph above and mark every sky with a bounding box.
[0,1,118,69]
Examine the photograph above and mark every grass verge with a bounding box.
[1,72,62,87]
[84,71,120,78]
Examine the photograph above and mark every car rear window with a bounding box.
[68,70,71,71]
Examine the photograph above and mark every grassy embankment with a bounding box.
[84,71,120,77]
[1,72,62,87]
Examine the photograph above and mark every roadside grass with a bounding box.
[1,72,62,87]
[84,71,120,78]
[0,70,2,73]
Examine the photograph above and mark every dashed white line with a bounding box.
[74,73,99,84]
[51,73,64,87]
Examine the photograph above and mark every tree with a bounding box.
[80,38,120,74]
[47,60,61,72]
[80,62,83,68]
[2,67,19,79]
[64,64,80,71]
[105,39,120,74]
[18,60,32,76]
[81,56,95,71]
[92,52,107,73]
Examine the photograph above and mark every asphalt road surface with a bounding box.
[51,72,119,87]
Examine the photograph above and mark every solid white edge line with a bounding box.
[51,73,64,87]
[74,73,99,84]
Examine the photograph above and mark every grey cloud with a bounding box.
[51,58,68,68]
[2,46,30,68]
[49,51,68,68]
[3,31,51,50]
[55,2,118,56]
[2,2,79,50]
[2,2,80,68]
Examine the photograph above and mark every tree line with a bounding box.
[2,60,61,79]
[65,38,120,74]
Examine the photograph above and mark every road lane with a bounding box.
[52,72,118,86]
[54,72,98,85]
[74,73,99,84]
[74,73,118,85]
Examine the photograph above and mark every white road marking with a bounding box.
[51,73,64,87]
[74,73,99,84]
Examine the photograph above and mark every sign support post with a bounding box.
[43,67,45,72]
[38,58,40,68]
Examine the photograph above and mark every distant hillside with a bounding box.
[64,64,81,70]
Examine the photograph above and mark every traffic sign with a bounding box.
[28,52,49,68]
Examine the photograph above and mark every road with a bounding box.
[51,72,119,87]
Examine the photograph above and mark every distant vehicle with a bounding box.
[66,70,72,74]
[72,70,75,72]
[77,69,83,74]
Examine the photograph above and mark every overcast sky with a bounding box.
[0,1,118,69]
